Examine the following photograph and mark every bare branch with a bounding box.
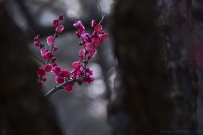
[28,50,46,65]
[95,0,105,24]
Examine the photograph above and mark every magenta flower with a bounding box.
[34,37,39,41]
[72,61,81,69]
[51,57,56,62]
[34,15,109,91]
[100,33,109,42]
[59,14,64,21]
[34,41,40,47]
[44,64,52,72]
[56,25,64,33]
[62,69,70,77]
[55,76,64,84]
[75,30,85,38]
[82,33,90,43]
[64,83,75,92]
[73,21,85,31]
[47,36,55,46]
[94,24,102,32]
[40,49,48,57]
[85,43,94,52]
[43,51,53,60]
[37,67,46,77]
[83,68,94,83]
[91,19,96,27]
[51,66,61,75]
[42,77,47,82]
[53,46,58,51]
[92,38,100,47]
[53,19,59,26]
[79,49,85,58]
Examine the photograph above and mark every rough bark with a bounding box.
[108,1,169,135]
[159,0,198,131]
[108,0,198,135]
[0,2,63,135]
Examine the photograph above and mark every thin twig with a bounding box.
[28,51,46,65]
[97,1,103,18]
[30,28,36,36]
[96,0,105,24]
[44,76,87,97]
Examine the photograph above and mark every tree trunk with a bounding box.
[0,2,63,135]
[108,0,198,135]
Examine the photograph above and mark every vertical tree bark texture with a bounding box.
[0,2,62,135]
[108,1,169,135]
[159,1,198,131]
[108,0,198,135]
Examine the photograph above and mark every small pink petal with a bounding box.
[94,24,102,32]
[47,36,55,46]
[56,25,64,33]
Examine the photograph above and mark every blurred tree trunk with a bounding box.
[108,0,198,135]
[0,2,62,135]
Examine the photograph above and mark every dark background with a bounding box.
[0,0,203,135]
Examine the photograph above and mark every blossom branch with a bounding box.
[44,76,87,97]
[32,13,108,97]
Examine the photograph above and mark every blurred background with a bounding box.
[4,0,116,135]
[1,0,203,135]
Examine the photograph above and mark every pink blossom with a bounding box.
[56,25,64,33]
[55,76,64,84]
[75,30,85,38]
[91,31,99,38]
[59,14,64,21]
[82,33,90,43]
[34,37,39,41]
[53,46,58,51]
[51,66,61,75]
[47,36,55,46]
[37,67,46,77]
[57,71,65,78]
[51,57,57,62]
[100,33,109,42]
[77,70,84,77]
[73,21,85,31]
[84,68,94,83]
[85,43,94,52]
[92,38,100,47]
[43,51,53,60]
[34,41,40,47]
[84,75,94,84]
[42,77,47,82]
[52,63,57,67]
[71,69,78,77]
[62,69,70,77]
[40,49,48,57]
[91,20,96,27]
[94,24,102,32]
[72,61,81,69]
[44,64,52,72]
[53,19,59,26]
[79,49,85,58]
[64,83,75,92]
[85,68,93,75]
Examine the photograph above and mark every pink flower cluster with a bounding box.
[34,14,108,92]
